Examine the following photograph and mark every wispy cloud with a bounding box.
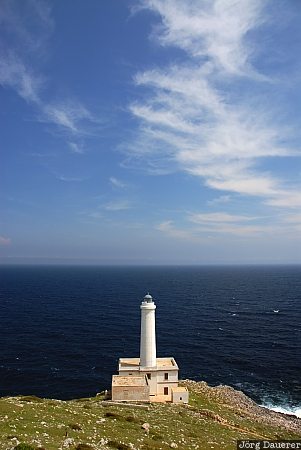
[207,195,231,205]
[0,0,54,55]
[156,220,200,241]
[189,212,257,224]
[136,0,265,76]
[68,142,85,154]
[266,191,301,209]
[188,211,269,237]
[79,198,132,222]
[0,1,96,150]
[129,0,301,209]
[0,53,44,103]
[87,211,103,219]
[283,214,301,224]
[56,174,87,182]
[0,0,51,103]
[109,177,127,189]
[156,210,301,241]
[104,200,132,211]
[43,101,95,135]
[0,236,11,246]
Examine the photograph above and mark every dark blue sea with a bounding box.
[0,265,300,416]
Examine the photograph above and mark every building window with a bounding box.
[180,397,182,401]
[164,387,168,395]
[147,373,151,380]
[164,372,168,380]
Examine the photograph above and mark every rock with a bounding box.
[170,443,178,448]
[141,422,150,433]
[61,437,75,448]
[96,418,105,424]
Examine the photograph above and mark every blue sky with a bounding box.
[1,0,301,264]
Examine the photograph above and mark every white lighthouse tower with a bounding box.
[140,293,156,368]
[111,293,189,403]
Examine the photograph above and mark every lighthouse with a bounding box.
[111,293,189,403]
[140,293,156,368]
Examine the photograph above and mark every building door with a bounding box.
[164,387,168,395]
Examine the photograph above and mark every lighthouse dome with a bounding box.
[144,293,153,303]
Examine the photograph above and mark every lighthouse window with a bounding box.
[147,373,151,380]
[164,372,168,380]
[164,387,168,395]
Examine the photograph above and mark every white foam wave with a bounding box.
[262,403,301,418]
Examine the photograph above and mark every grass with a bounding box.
[0,382,300,450]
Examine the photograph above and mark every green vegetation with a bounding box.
[13,445,36,450]
[0,381,300,450]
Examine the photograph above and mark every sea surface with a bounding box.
[0,265,300,416]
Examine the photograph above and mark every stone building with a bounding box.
[111,294,189,403]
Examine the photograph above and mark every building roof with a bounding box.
[112,375,148,387]
[156,357,178,368]
[118,357,179,371]
[119,357,140,368]
[171,387,188,393]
